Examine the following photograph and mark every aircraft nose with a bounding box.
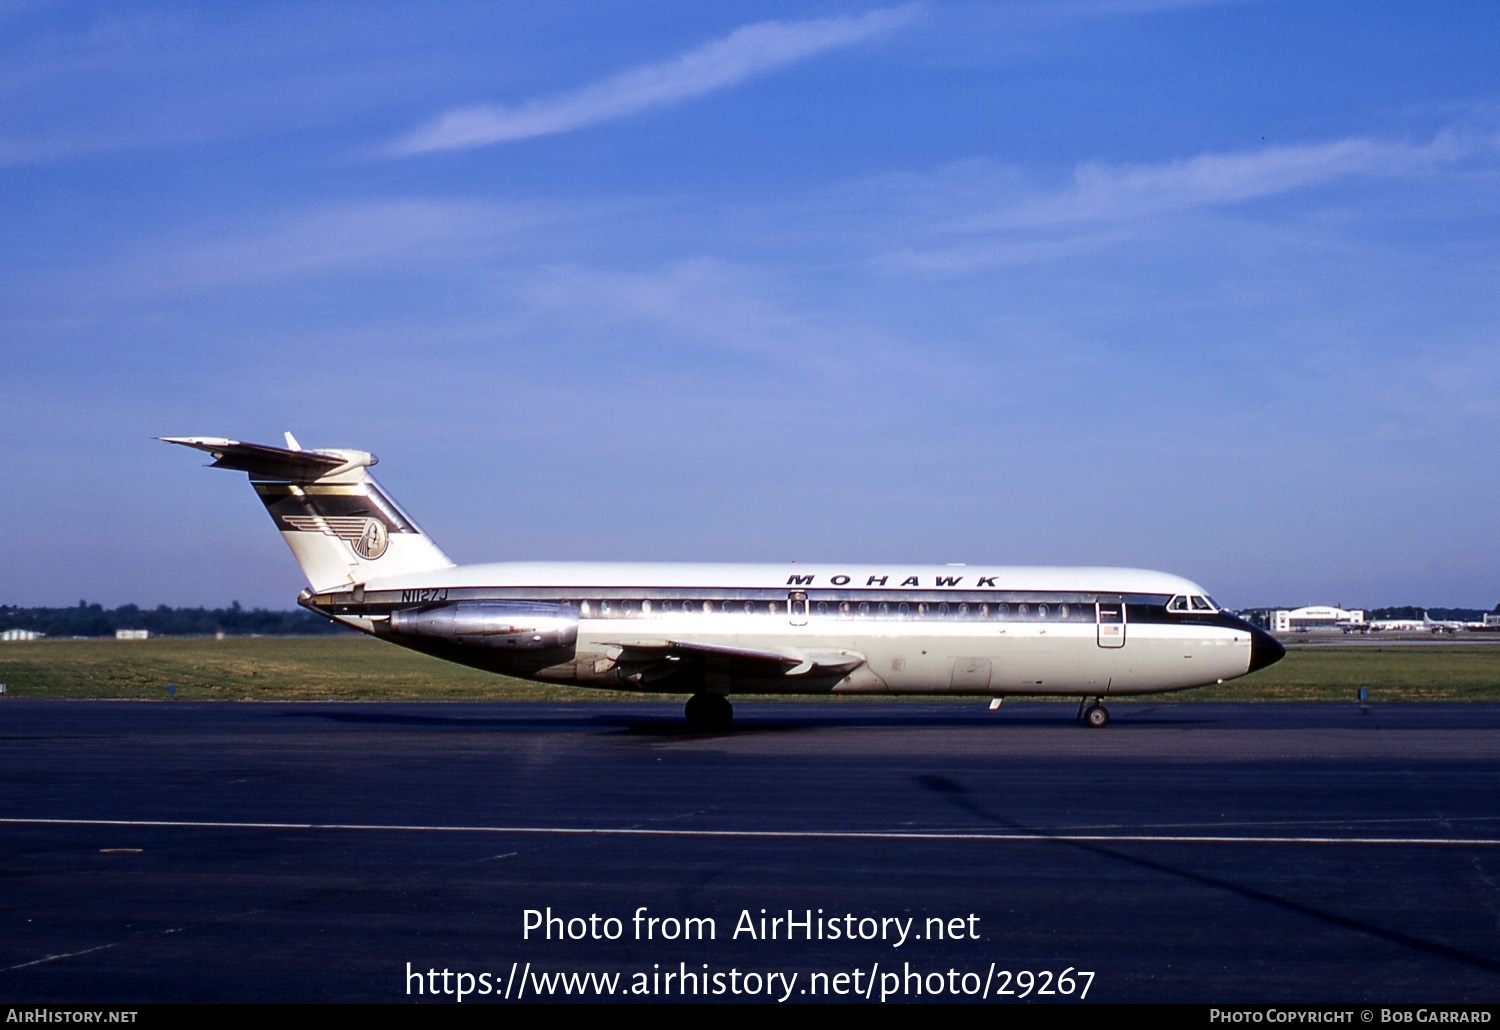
[1247,625,1286,673]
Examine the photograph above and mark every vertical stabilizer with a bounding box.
[162,436,455,592]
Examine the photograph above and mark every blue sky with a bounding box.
[4,1,1498,610]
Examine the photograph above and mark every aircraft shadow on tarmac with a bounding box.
[277,701,1212,737]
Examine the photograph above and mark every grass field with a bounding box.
[3,636,1500,703]
[1208,642,1500,701]
[0,637,618,701]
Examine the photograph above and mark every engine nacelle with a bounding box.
[388,601,579,650]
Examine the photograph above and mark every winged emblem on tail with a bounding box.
[281,515,389,560]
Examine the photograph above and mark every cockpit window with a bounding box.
[1168,595,1190,612]
[1190,595,1215,612]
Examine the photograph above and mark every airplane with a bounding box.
[163,434,1285,729]
[1367,613,1466,634]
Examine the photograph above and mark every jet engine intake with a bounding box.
[389,601,579,650]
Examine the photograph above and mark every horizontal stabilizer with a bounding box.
[160,436,375,482]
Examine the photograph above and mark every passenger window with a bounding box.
[899,602,909,616]
[816,602,828,616]
[858,602,870,616]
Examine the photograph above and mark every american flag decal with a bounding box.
[282,515,389,560]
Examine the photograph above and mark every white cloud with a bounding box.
[867,128,1500,269]
[1051,130,1493,224]
[529,259,858,369]
[387,6,918,156]
[1048,0,1253,15]
[108,198,559,295]
[524,258,950,386]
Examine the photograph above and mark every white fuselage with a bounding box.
[312,561,1272,698]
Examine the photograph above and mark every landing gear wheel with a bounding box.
[1083,702,1109,729]
[684,692,733,731]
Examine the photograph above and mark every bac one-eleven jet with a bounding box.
[164,435,1284,728]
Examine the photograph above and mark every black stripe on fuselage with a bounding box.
[311,587,1252,633]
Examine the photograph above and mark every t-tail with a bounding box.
[161,434,455,592]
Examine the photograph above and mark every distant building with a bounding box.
[1244,606,1366,634]
[115,629,150,640]
[1,628,43,641]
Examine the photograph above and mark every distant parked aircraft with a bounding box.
[1368,613,1466,633]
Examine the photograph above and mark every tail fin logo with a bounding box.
[282,516,390,560]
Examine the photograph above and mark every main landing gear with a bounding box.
[1076,697,1110,728]
[684,692,733,731]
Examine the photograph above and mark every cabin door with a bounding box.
[788,591,808,626]
[1096,597,1126,648]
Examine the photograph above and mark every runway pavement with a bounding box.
[2,699,1499,1004]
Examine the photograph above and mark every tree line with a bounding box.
[1367,606,1493,622]
[0,601,345,638]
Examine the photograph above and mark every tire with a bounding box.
[684,692,733,730]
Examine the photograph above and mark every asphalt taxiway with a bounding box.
[3,699,1499,1004]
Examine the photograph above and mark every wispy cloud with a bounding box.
[1049,130,1495,224]
[524,258,950,386]
[1046,0,1254,15]
[387,6,917,156]
[108,198,565,295]
[871,128,1500,270]
[528,259,863,371]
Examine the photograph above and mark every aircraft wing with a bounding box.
[601,639,866,683]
